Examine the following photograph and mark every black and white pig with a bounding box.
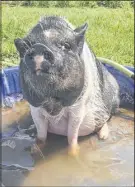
[14,16,120,155]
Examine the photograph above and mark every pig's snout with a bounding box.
[32,43,55,72]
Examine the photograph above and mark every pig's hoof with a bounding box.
[31,138,45,155]
[97,123,109,140]
[68,144,80,157]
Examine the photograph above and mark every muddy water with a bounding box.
[1,101,134,186]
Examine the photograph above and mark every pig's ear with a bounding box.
[74,23,88,54]
[14,38,29,58]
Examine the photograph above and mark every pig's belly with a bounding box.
[47,117,95,137]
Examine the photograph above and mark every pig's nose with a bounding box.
[32,43,54,64]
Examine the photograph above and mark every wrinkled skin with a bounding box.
[14,16,120,156]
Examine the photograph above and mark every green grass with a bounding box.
[2,6,134,68]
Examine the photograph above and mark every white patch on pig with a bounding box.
[44,30,51,38]
[34,55,44,71]
[44,29,58,39]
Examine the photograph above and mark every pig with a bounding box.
[14,16,120,155]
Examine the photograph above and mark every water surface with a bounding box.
[1,101,134,186]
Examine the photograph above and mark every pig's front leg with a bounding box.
[67,109,84,156]
[30,106,48,153]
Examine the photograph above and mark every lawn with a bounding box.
[2,5,134,68]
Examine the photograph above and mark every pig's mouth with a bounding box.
[34,66,66,79]
[35,68,58,76]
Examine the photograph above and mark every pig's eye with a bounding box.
[57,41,71,51]
[63,42,71,50]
